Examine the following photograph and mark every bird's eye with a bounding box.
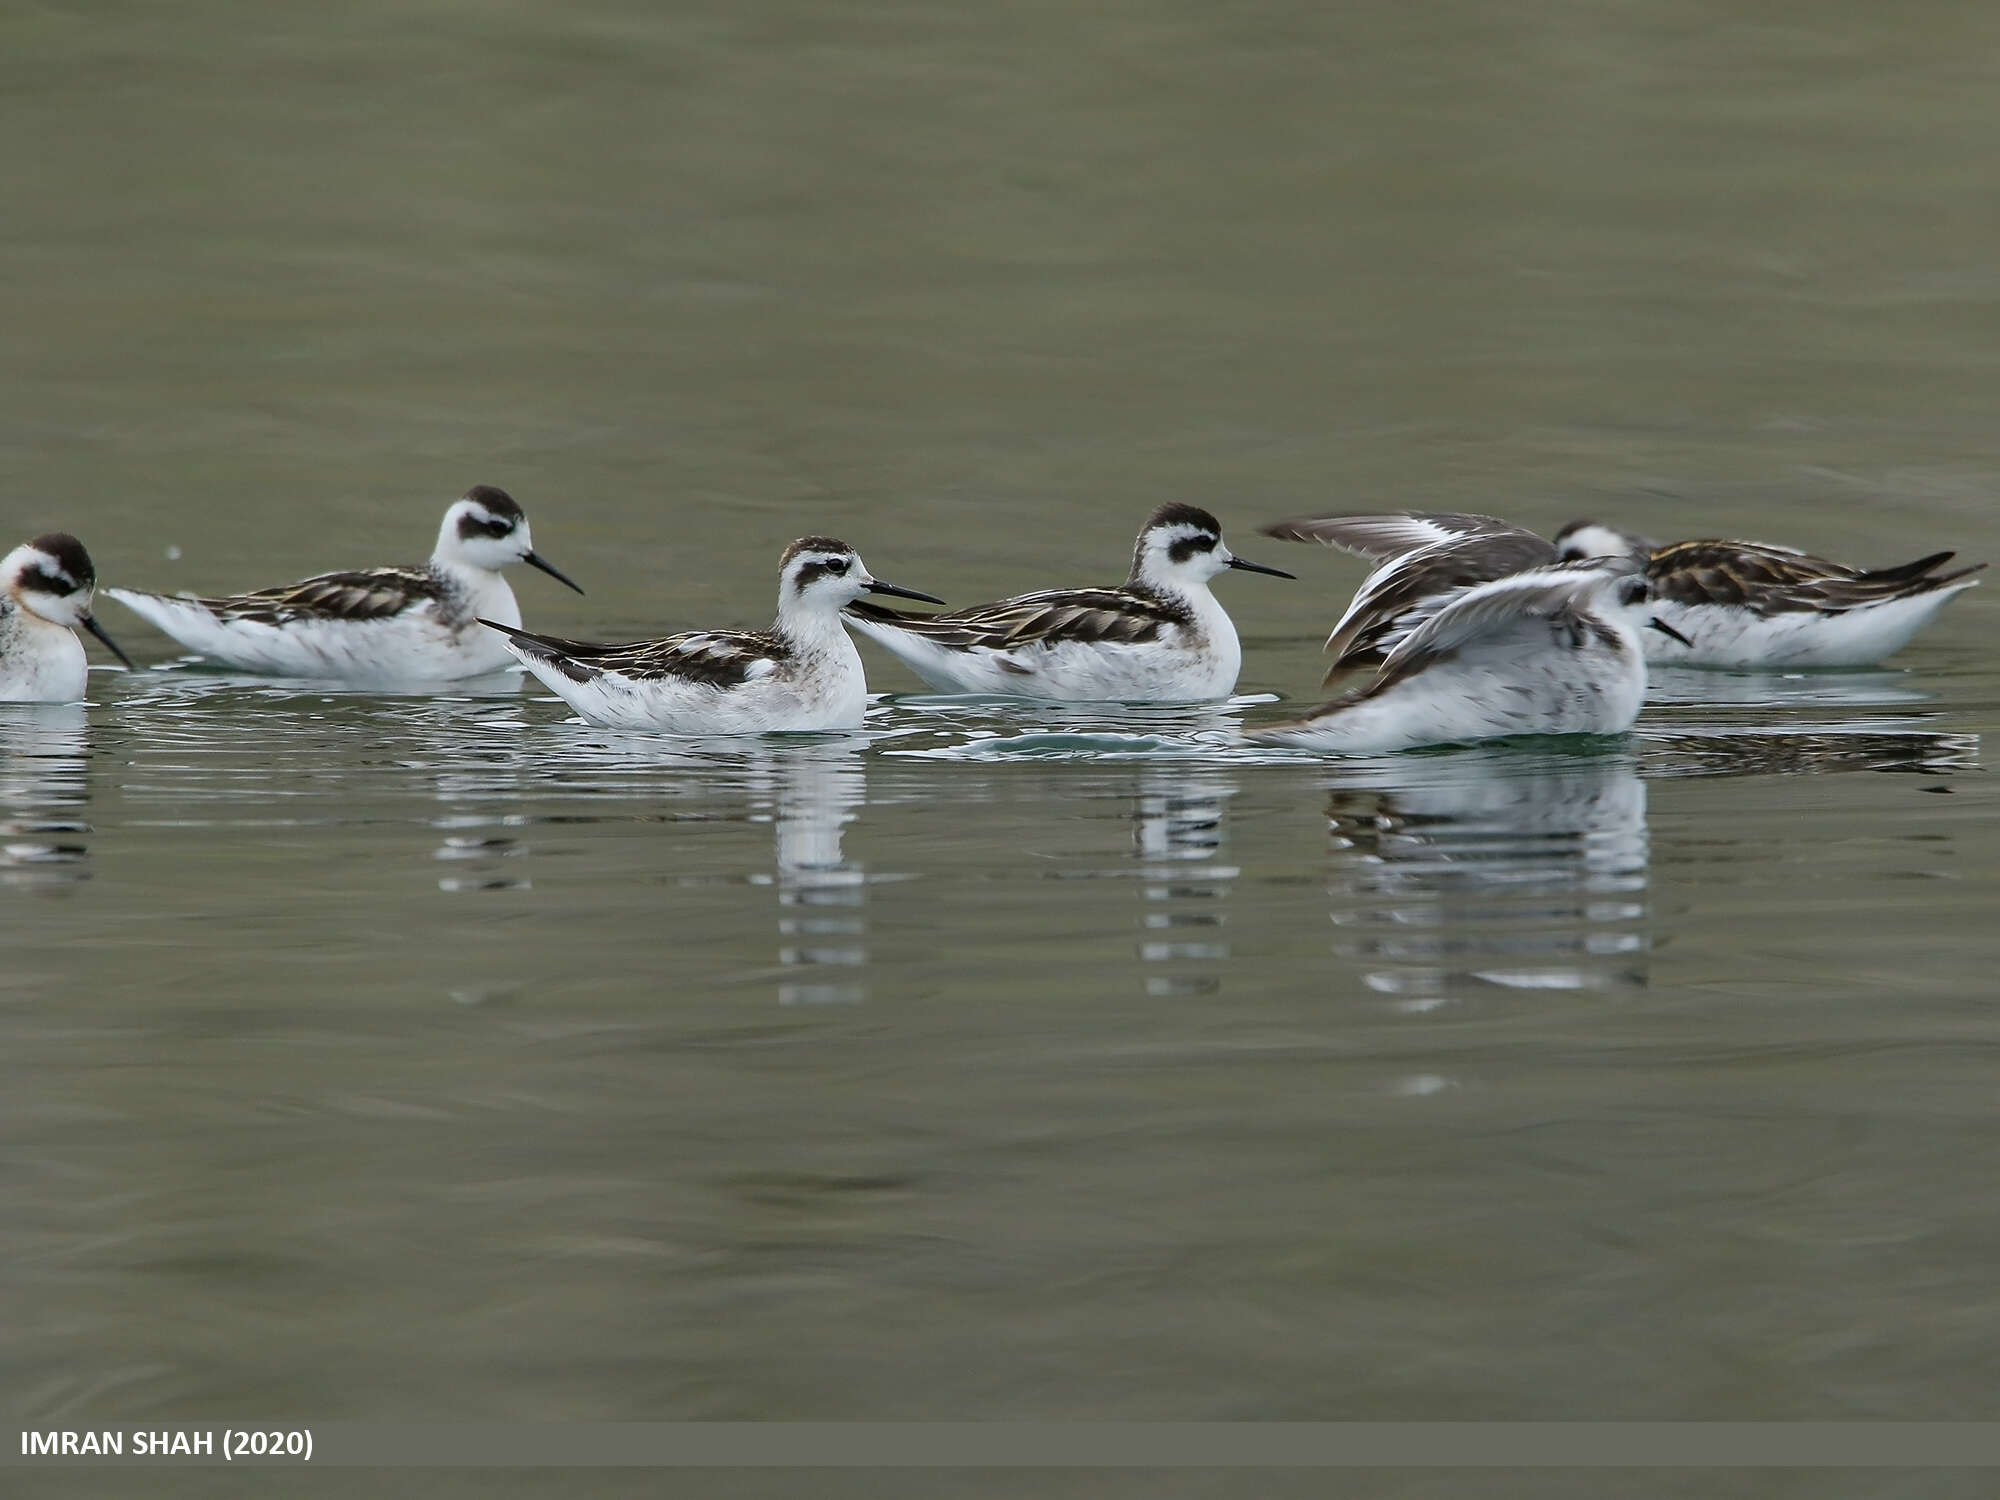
[1620,578,1650,607]
[823,557,849,575]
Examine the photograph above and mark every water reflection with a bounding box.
[428,709,537,894]
[0,706,92,889]
[752,746,870,1006]
[1645,667,1937,711]
[1132,767,1238,996]
[881,696,1251,761]
[1323,749,1650,1007]
[1642,728,1980,780]
[432,813,531,893]
[128,662,529,699]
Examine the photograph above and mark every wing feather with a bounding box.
[846,587,1184,651]
[1272,513,1556,676]
[484,622,789,688]
[1648,542,1986,614]
[200,566,443,624]
[1367,567,1620,695]
[1261,511,1546,561]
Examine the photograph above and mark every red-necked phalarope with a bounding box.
[483,537,944,734]
[1249,563,1689,754]
[1553,519,1985,668]
[1265,509,1984,674]
[842,503,1293,702]
[106,486,582,680]
[1,533,135,702]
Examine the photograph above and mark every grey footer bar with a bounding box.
[9,1423,2000,1467]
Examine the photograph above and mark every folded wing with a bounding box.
[845,587,1184,651]
[483,621,787,687]
[1648,541,1987,614]
[193,567,444,625]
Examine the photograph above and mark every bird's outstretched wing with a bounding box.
[1368,565,1621,693]
[1261,510,1541,562]
[1262,511,1557,676]
[1249,564,1630,741]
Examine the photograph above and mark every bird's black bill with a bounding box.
[866,579,948,606]
[524,551,585,595]
[1226,555,1296,579]
[1648,617,1694,648]
[82,614,136,670]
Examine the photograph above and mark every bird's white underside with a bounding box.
[0,606,90,702]
[1642,584,1979,668]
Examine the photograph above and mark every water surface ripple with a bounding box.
[5,650,1993,1423]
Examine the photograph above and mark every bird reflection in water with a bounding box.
[1132,767,1239,996]
[430,744,534,894]
[753,745,870,1006]
[1323,748,1650,1008]
[1641,727,1979,780]
[0,705,92,889]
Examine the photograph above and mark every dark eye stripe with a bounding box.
[793,557,853,587]
[456,514,515,541]
[23,567,81,596]
[1167,535,1218,564]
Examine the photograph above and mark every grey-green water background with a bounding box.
[5,0,2000,1464]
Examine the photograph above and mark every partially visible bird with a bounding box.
[1553,519,1984,668]
[0,533,135,702]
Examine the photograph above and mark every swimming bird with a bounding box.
[483,537,944,734]
[0,533,135,702]
[1248,563,1688,754]
[106,486,582,680]
[841,503,1294,701]
[1265,510,1985,672]
[1552,519,1985,668]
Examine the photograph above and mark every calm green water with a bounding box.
[5,0,2000,1481]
